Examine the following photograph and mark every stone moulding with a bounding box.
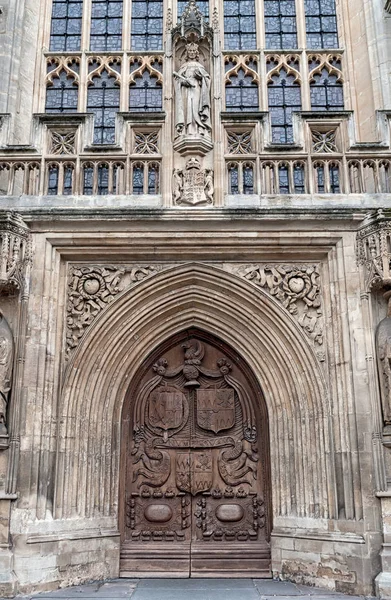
[0,211,31,294]
[65,262,324,361]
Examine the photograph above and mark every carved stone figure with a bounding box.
[0,312,14,437]
[377,291,391,424]
[174,42,211,139]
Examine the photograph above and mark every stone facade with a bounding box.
[1,0,391,596]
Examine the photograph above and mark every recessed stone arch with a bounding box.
[56,263,335,523]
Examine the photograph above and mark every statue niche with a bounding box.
[173,40,213,156]
[0,311,14,447]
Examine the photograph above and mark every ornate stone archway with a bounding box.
[57,263,334,527]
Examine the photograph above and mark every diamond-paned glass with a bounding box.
[264,0,298,49]
[131,0,163,50]
[267,67,302,143]
[305,0,339,49]
[90,0,123,51]
[50,0,83,51]
[224,0,257,50]
[225,62,259,111]
[87,66,120,144]
[45,68,79,113]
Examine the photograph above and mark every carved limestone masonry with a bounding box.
[0,211,32,295]
[356,209,391,291]
[0,312,14,449]
[377,291,391,428]
[228,264,323,346]
[173,157,213,205]
[66,264,163,359]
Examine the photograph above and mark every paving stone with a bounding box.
[137,578,257,590]
[130,589,260,600]
[253,581,302,595]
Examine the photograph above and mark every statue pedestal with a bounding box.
[173,134,213,156]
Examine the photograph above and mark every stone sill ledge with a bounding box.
[26,528,120,544]
[272,528,365,544]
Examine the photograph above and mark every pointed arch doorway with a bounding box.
[120,328,272,577]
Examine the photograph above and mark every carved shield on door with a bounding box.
[196,389,235,433]
[148,386,185,432]
[176,451,213,495]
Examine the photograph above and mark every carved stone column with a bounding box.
[0,212,31,596]
[357,209,391,598]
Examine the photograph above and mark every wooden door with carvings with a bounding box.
[120,330,271,577]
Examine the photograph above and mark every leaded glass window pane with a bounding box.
[228,165,239,193]
[309,61,344,111]
[225,61,259,111]
[264,0,297,49]
[97,165,109,194]
[50,0,83,51]
[46,67,79,113]
[129,62,162,111]
[83,166,94,194]
[294,164,305,193]
[178,0,209,17]
[330,164,340,192]
[87,64,120,144]
[48,165,59,195]
[224,0,257,50]
[305,0,339,49]
[90,0,123,51]
[148,165,159,194]
[131,0,163,50]
[267,66,301,144]
[64,166,74,195]
[279,165,289,193]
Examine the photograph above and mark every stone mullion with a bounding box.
[35,0,53,114]
[260,50,268,113]
[82,0,92,52]
[212,20,224,206]
[256,0,265,50]
[295,0,306,49]
[122,0,131,51]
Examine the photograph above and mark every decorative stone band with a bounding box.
[356,209,391,291]
[66,262,324,361]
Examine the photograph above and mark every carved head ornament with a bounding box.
[185,42,200,60]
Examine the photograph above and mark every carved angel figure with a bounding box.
[174,42,211,138]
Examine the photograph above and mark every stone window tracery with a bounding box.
[225,57,259,111]
[267,56,301,144]
[87,59,121,144]
[45,58,80,113]
[309,55,344,111]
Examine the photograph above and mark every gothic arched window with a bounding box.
[87,60,121,144]
[309,56,344,111]
[267,59,302,144]
[45,60,79,113]
[129,59,163,112]
[225,58,259,112]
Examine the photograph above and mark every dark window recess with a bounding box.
[293,164,305,193]
[87,66,120,144]
[309,61,344,110]
[305,0,339,49]
[83,165,94,194]
[45,68,79,113]
[90,0,123,51]
[129,67,162,111]
[50,0,83,51]
[267,67,301,144]
[264,0,297,49]
[225,62,259,111]
[131,0,163,50]
[243,164,254,194]
[64,166,74,195]
[148,165,159,193]
[224,0,257,50]
[97,164,109,194]
[228,164,239,194]
[329,164,340,192]
[133,165,144,194]
[47,165,59,194]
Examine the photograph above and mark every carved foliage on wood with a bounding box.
[230,264,323,346]
[66,264,162,359]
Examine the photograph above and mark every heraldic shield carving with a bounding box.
[122,330,271,577]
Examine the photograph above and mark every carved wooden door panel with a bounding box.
[120,331,271,577]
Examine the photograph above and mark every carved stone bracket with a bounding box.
[227,263,324,347]
[0,211,31,295]
[66,264,163,359]
[356,209,391,291]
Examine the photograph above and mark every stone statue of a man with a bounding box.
[174,42,211,138]
[377,292,391,425]
[0,312,13,436]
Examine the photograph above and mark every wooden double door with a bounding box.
[120,330,271,577]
